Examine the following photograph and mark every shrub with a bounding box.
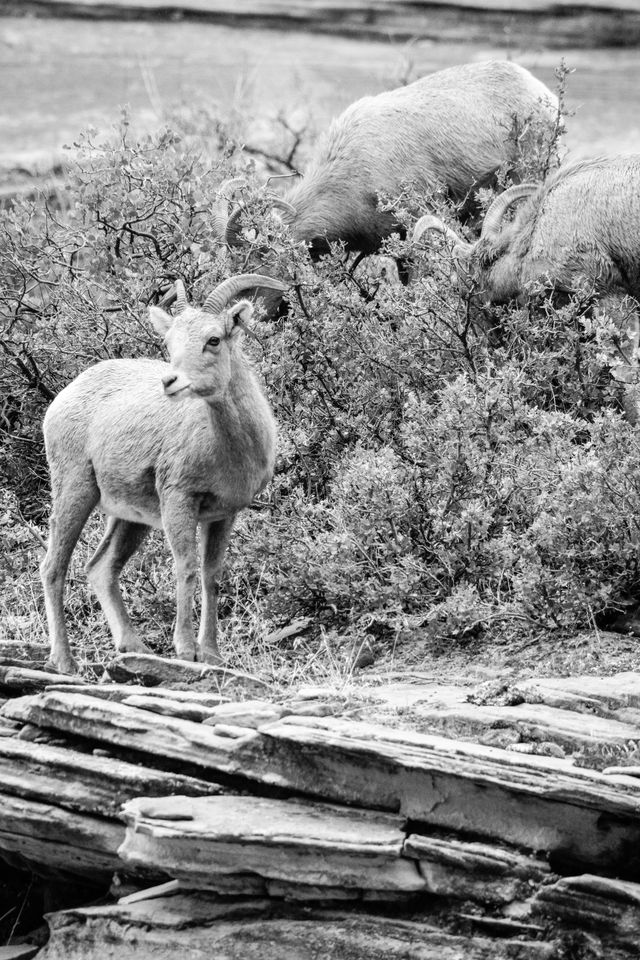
[1,100,638,675]
[0,113,245,518]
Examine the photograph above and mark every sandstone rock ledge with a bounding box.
[1,659,640,957]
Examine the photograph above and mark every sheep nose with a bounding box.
[162,374,177,390]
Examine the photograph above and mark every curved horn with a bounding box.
[211,177,249,240]
[412,215,473,259]
[225,193,299,246]
[174,279,188,313]
[157,286,176,311]
[266,194,297,219]
[202,274,289,315]
[480,183,539,242]
[413,215,465,248]
[225,206,245,247]
[156,279,187,312]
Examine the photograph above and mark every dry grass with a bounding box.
[0,501,373,694]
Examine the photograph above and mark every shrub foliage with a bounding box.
[1,106,639,665]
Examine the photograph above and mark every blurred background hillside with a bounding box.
[1,0,640,189]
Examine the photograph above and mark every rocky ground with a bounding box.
[1,645,640,958]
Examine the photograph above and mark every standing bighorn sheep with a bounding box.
[413,154,640,419]
[218,60,558,259]
[40,274,286,675]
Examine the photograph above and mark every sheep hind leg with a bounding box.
[85,517,152,657]
[41,471,99,675]
[197,516,236,665]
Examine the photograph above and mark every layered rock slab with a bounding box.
[105,652,269,692]
[5,693,640,875]
[45,683,230,707]
[256,716,640,874]
[403,835,551,903]
[1,692,258,778]
[0,736,218,817]
[0,793,123,879]
[120,794,424,892]
[38,894,560,960]
[510,672,640,717]
[406,700,640,750]
[0,666,83,693]
[532,874,640,949]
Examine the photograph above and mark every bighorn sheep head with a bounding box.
[149,274,288,402]
[212,178,297,248]
[411,183,540,286]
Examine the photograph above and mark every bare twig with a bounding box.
[9,506,48,552]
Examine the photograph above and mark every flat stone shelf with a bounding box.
[120,794,424,892]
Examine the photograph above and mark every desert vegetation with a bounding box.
[2,82,640,685]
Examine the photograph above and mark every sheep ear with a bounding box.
[148,306,173,336]
[226,299,254,337]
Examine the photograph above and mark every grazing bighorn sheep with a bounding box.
[413,154,640,420]
[219,60,558,259]
[40,274,287,675]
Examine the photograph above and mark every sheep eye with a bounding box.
[206,336,221,348]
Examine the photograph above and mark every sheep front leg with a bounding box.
[161,494,199,662]
[198,515,236,664]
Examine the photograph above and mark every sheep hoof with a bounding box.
[118,636,154,655]
[198,646,223,666]
[46,655,80,676]
[175,642,198,662]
